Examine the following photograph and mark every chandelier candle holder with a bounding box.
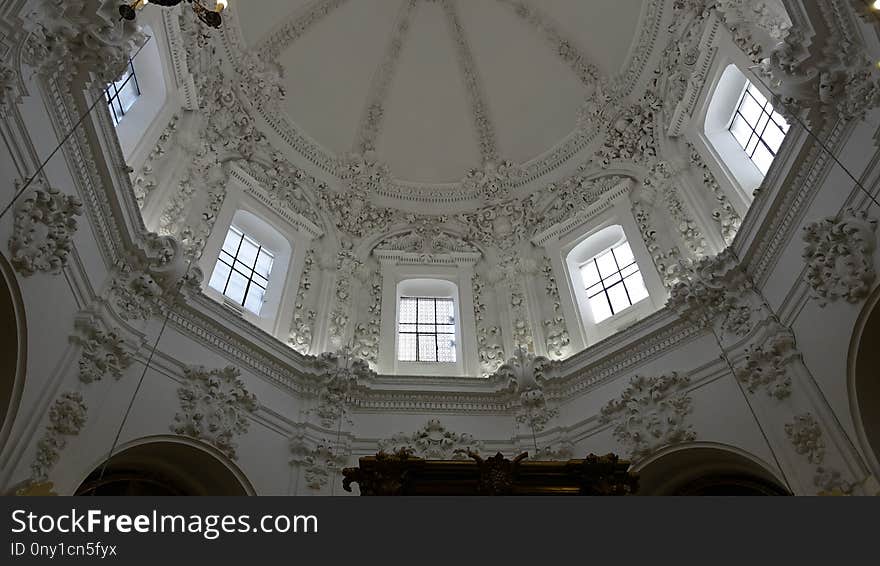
[119,0,228,28]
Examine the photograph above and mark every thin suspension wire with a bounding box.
[0,35,153,222]
[747,66,880,209]
[95,259,193,487]
[706,317,795,493]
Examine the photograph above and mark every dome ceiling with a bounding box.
[230,0,648,186]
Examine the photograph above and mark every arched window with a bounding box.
[209,225,276,315]
[564,224,659,344]
[578,238,649,323]
[205,210,292,330]
[728,81,790,175]
[569,226,649,325]
[105,58,141,126]
[394,279,463,373]
[703,64,789,198]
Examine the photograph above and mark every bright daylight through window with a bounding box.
[728,82,790,175]
[105,58,141,127]
[580,240,649,323]
[209,226,275,315]
[397,297,456,363]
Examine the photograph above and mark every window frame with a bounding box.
[578,240,648,323]
[208,225,276,316]
[105,58,141,127]
[727,82,790,175]
[396,296,457,363]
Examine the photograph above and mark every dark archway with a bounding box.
[75,438,253,496]
[850,286,880,477]
[0,252,27,454]
[633,444,790,495]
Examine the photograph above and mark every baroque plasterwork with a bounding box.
[9,0,879,432]
[32,392,88,482]
[599,372,696,461]
[9,182,83,276]
[172,365,258,460]
[734,321,796,400]
[802,209,877,306]
[783,412,852,494]
[70,314,135,384]
[289,430,350,490]
[378,419,482,459]
[22,0,146,84]
[213,0,668,204]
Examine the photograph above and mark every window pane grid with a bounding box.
[581,242,646,323]
[105,59,141,126]
[397,297,456,363]
[208,226,275,315]
[729,83,790,174]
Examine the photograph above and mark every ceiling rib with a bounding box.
[493,0,600,88]
[352,0,418,155]
[441,0,499,164]
[257,0,351,61]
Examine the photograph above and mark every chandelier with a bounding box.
[120,0,228,29]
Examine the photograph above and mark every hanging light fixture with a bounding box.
[119,0,228,29]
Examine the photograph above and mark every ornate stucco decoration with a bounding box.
[530,438,575,462]
[337,151,392,197]
[688,143,741,245]
[213,0,667,204]
[802,209,877,306]
[23,0,146,83]
[594,92,661,168]
[734,322,796,400]
[172,365,258,460]
[378,419,482,460]
[540,256,570,360]
[471,272,504,376]
[713,0,880,123]
[373,219,477,255]
[327,243,368,345]
[289,249,316,355]
[599,373,696,461]
[495,347,558,433]
[70,315,135,384]
[131,114,179,208]
[307,349,374,429]
[109,232,204,321]
[32,392,87,482]
[289,431,350,490]
[0,62,21,116]
[9,183,83,276]
[352,268,382,364]
[667,248,755,336]
[784,413,854,495]
[784,413,824,465]
[462,160,522,203]
[236,50,286,111]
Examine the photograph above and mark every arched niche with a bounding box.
[632,443,790,496]
[849,286,880,478]
[0,252,27,454]
[75,436,255,496]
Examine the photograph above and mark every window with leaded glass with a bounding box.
[105,59,141,127]
[208,226,275,315]
[728,82,790,175]
[579,240,649,323]
[397,297,456,363]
